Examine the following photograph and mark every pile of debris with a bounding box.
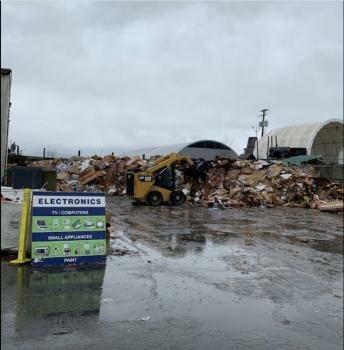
[177,158,343,210]
[29,156,342,211]
[31,155,146,195]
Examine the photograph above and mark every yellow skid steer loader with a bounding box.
[126,153,193,206]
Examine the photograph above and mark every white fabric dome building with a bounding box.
[254,119,343,164]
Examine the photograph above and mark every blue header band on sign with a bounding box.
[32,255,106,266]
[32,191,105,197]
[32,231,106,242]
[32,207,105,216]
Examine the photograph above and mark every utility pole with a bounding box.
[258,108,269,137]
[252,125,260,160]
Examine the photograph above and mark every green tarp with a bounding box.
[282,155,324,166]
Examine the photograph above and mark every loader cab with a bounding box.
[154,165,175,190]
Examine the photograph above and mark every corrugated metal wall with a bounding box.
[1,69,12,183]
[179,147,237,161]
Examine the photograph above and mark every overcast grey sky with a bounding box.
[2,0,343,157]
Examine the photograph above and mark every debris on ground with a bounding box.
[109,248,132,256]
[30,155,145,194]
[317,201,344,213]
[141,316,151,322]
[1,187,24,203]
[21,155,343,211]
[176,158,343,210]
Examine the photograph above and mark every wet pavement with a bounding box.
[1,197,343,349]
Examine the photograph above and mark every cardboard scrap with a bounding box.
[27,156,343,211]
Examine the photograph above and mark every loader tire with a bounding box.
[147,191,163,206]
[170,191,186,206]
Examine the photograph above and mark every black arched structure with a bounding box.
[123,140,238,160]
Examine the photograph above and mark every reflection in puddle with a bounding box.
[1,197,343,350]
[13,265,105,338]
[108,197,343,256]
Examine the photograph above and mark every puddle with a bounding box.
[1,197,343,350]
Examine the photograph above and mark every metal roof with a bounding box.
[121,142,191,158]
[121,140,235,159]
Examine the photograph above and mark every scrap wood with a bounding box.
[242,171,267,186]
[318,201,343,212]
[79,169,105,185]
[23,154,343,210]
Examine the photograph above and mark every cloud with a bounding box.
[2,0,342,157]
